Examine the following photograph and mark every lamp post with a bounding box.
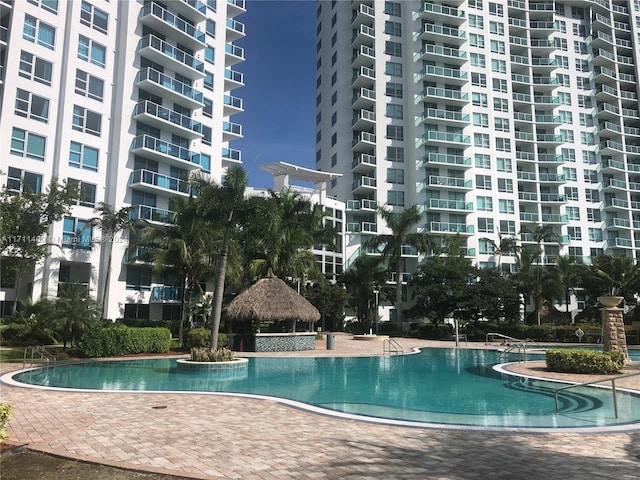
[373,288,379,335]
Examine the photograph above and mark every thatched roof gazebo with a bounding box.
[225,270,320,352]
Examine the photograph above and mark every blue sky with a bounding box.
[234,0,317,188]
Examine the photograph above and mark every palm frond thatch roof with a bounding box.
[225,269,320,322]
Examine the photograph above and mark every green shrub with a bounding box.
[0,404,12,442]
[190,347,235,362]
[184,328,226,349]
[412,322,453,340]
[546,349,625,374]
[79,325,171,357]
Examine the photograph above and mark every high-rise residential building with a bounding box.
[0,0,246,320]
[315,0,640,313]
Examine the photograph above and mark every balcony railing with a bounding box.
[136,68,204,104]
[138,35,205,76]
[133,101,202,135]
[131,135,200,166]
[129,204,174,223]
[139,2,205,45]
[129,169,194,195]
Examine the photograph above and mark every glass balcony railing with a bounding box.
[136,68,203,104]
[129,169,194,194]
[133,101,202,134]
[129,204,174,223]
[138,35,205,74]
[131,135,199,165]
[140,2,205,44]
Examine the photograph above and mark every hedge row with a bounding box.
[79,325,171,357]
[546,349,625,374]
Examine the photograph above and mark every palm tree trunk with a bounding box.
[101,251,112,319]
[210,224,231,351]
[178,275,187,347]
[395,256,403,327]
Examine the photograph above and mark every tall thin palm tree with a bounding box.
[481,230,518,271]
[195,166,248,351]
[86,203,135,318]
[364,205,431,327]
[553,255,580,320]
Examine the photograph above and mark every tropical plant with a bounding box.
[0,296,57,346]
[54,283,102,349]
[364,205,432,327]
[86,202,135,318]
[137,195,217,347]
[583,255,640,300]
[0,176,77,313]
[514,245,559,325]
[303,282,349,331]
[481,230,519,271]
[551,255,581,319]
[195,166,248,351]
[339,255,388,333]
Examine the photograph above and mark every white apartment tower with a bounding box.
[0,0,246,320]
[315,0,640,308]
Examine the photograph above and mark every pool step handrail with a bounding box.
[554,371,640,418]
[23,345,57,369]
[383,338,404,356]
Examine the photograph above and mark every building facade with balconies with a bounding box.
[315,0,640,315]
[0,0,246,320]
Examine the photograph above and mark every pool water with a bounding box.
[8,348,640,430]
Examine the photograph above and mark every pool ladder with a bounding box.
[383,338,404,356]
[23,345,57,369]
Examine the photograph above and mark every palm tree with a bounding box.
[86,203,135,318]
[364,205,432,327]
[54,283,102,349]
[584,255,640,300]
[481,230,519,271]
[552,255,581,320]
[195,166,248,351]
[138,195,216,347]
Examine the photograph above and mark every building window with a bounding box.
[470,53,486,67]
[472,92,487,107]
[492,78,507,92]
[68,179,97,207]
[202,126,212,146]
[495,137,511,152]
[489,39,505,54]
[496,157,512,172]
[489,21,504,35]
[385,82,403,98]
[386,125,403,141]
[387,191,405,206]
[497,178,513,193]
[387,168,404,184]
[498,199,514,214]
[473,113,488,127]
[203,98,213,117]
[384,1,401,16]
[72,106,102,136]
[499,220,516,235]
[386,104,403,119]
[387,146,404,162]
[6,167,42,194]
[206,19,215,37]
[471,73,486,87]
[80,1,108,34]
[75,70,104,101]
[567,226,582,241]
[78,35,106,67]
[494,118,510,132]
[478,217,494,233]
[385,41,402,57]
[384,21,402,36]
[18,51,52,85]
[566,206,580,220]
[23,15,56,50]
[15,89,49,123]
[476,175,492,190]
[63,216,92,249]
[204,71,214,90]
[477,196,493,211]
[474,133,490,148]
[28,0,59,13]
[475,154,490,168]
[385,62,402,77]
[469,33,484,47]
[468,14,484,28]
[126,265,152,291]
[69,141,99,171]
[493,98,508,111]
[10,128,46,161]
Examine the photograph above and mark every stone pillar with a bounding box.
[601,307,630,362]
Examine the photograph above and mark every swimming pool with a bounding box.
[5,348,640,431]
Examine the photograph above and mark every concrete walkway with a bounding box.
[1,335,639,480]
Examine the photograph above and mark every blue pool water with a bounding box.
[9,348,640,430]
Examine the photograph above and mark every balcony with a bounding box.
[420,130,470,147]
[151,286,182,302]
[351,2,374,26]
[541,213,568,223]
[352,176,376,193]
[418,86,468,105]
[612,237,633,249]
[133,101,202,139]
[421,108,469,125]
[129,204,174,224]
[420,65,467,84]
[539,193,567,203]
[606,218,632,229]
[421,24,466,45]
[224,68,244,90]
[419,2,465,24]
[222,147,242,165]
[418,44,467,64]
[131,135,201,169]
[351,45,375,68]
[129,169,194,196]
[425,222,474,235]
[137,35,205,80]
[517,171,537,181]
[223,121,243,141]
[427,198,473,211]
[604,198,629,210]
[352,153,376,173]
[352,132,376,152]
[351,65,375,88]
[139,2,206,49]
[180,0,206,22]
[425,176,472,190]
[346,198,377,213]
[227,0,246,17]
[599,140,624,154]
[538,173,565,183]
[352,109,376,129]
[351,24,375,48]
[223,94,244,115]
[226,18,246,41]
[423,152,471,168]
[519,212,540,222]
[136,68,204,108]
[351,87,376,109]
[518,192,538,202]
[346,222,377,234]
[225,43,245,66]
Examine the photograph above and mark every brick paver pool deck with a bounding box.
[1,335,639,480]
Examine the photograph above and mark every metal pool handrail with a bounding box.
[554,371,640,418]
[23,345,57,369]
[383,338,404,356]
